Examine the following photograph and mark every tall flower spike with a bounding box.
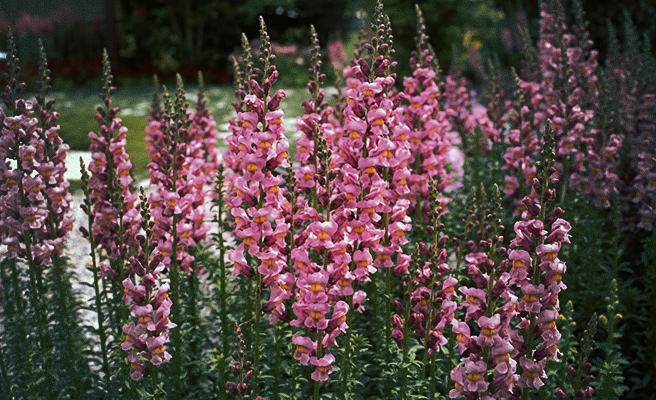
[1,29,26,111]
[148,75,197,273]
[402,5,458,225]
[450,184,516,399]
[185,71,219,245]
[224,20,290,394]
[121,188,176,381]
[88,49,141,270]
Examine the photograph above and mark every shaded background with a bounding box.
[1,0,655,88]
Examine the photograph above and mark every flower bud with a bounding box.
[554,388,570,400]
[237,382,248,393]
[225,381,238,395]
[244,370,254,383]
[393,300,404,314]
[391,329,404,348]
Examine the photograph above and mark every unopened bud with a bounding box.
[225,381,238,395]
[244,370,254,383]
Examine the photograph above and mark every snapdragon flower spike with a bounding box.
[559,1,623,207]
[87,50,141,269]
[443,70,500,155]
[289,132,354,379]
[0,39,73,266]
[505,123,570,397]
[617,25,656,230]
[181,72,219,244]
[288,187,355,373]
[225,322,262,400]
[225,20,291,327]
[31,41,75,253]
[284,28,373,381]
[121,189,176,380]
[400,189,458,358]
[145,75,167,184]
[147,77,197,273]
[295,24,336,173]
[502,73,541,213]
[333,1,413,282]
[400,5,459,220]
[535,0,599,192]
[450,185,521,399]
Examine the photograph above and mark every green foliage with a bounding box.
[593,280,629,399]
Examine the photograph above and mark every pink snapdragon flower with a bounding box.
[0,97,73,266]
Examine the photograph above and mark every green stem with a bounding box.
[8,258,32,395]
[290,327,298,400]
[400,299,411,400]
[384,266,393,396]
[253,270,262,396]
[273,323,282,398]
[88,228,110,389]
[0,337,9,398]
[341,299,354,400]
[188,272,200,387]
[170,215,182,396]
[313,331,323,400]
[429,351,436,400]
[420,313,432,381]
[444,330,456,393]
[109,259,125,338]
[23,231,55,398]
[219,236,229,357]
[53,254,83,396]
[150,363,160,400]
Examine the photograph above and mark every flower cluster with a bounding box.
[444,73,500,154]
[391,185,458,358]
[224,19,291,313]
[503,1,623,214]
[287,26,357,381]
[147,77,198,273]
[400,6,459,219]
[182,73,220,244]
[0,40,73,266]
[332,2,414,280]
[87,52,141,272]
[450,132,571,399]
[225,322,263,400]
[121,191,176,380]
[449,186,518,399]
[615,19,656,230]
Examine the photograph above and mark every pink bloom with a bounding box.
[518,357,547,389]
[146,334,172,365]
[476,314,504,347]
[518,282,545,314]
[508,249,531,282]
[463,359,489,392]
[304,302,331,330]
[310,354,335,381]
[292,334,315,364]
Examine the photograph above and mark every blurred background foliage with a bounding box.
[1,0,655,87]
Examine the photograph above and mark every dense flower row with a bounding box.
[2,1,655,399]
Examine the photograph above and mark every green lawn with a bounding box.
[54,85,308,181]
